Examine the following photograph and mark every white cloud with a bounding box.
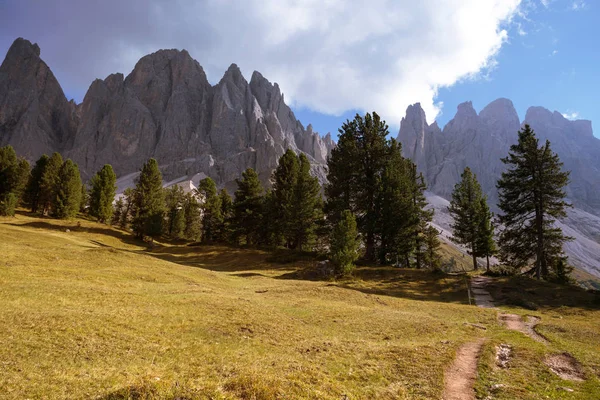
[562,112,580,119]
[551,49,559,56]
[540,0,551,8]
[571,1,586,10]
[0,0,523,126]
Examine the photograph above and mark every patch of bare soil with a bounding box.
[545,353,586,382]
[498,314,548,344]
[443,339,486,400]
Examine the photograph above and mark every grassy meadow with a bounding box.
[1,212,599,399]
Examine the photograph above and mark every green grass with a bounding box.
[1,212,599,399]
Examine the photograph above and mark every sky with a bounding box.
[0,0,597,138]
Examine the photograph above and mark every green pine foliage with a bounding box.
[39,152,64,215]
[132,158,165,240]
[218,188,233,243]
[292,154,323,251]
[198,177,223,243]
[24,155,49,213]
[52,159,82,219]
[475,198,497,271]
[232,168,264,246]
[423,225,442,272]
[89,165,117,223]
[497,125,572,279]
[120,188,135,229]
[410,165,433,269]
[164,185,186,239]
[80,184,89,214]
[448,167,486,270]
[272,149,299,247]
[330,210,360,275]
[0,145,29,216]
[183,192,202,241]
[112,197,125,226]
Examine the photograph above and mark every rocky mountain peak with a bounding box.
[455,101,477,118]
[480,98,518,122]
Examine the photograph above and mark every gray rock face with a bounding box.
[0,38,79,159]
[0,38,333,189]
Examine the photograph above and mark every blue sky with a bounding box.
[293,0,599,137]
[1,0,597,138]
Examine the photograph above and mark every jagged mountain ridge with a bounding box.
[397,99,600,276]
[0,38,335,188]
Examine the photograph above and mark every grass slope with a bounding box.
[1,213,599,399]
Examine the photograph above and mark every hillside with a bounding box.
[1,213,599,399]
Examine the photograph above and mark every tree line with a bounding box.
[0,116,573,282]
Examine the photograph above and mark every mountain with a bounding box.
[398,99,600,276]
[0,38,334,189]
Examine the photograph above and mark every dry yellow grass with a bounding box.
[1,212,599,399]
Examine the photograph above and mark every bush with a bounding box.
[0,193,18,216]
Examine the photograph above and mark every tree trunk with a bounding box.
[486,255,490,272]
[472,251,478,271]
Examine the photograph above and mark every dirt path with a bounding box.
[470,276,496,308]
[498,313,548,344]
[442,338,486,400]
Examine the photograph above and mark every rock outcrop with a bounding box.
[0,38,79,159]
[0,38,334,189]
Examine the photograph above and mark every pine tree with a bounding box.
[475,197,496,271]
[164,185,186,239]
[132,158,165,240]
[325,112,388,261]
[448,167,485,271]
[272,149,299,247]
[15,158,30,202]
[423,225,442,271]
[120,188,134,229]
[183,192,202,241]
[0,145,29,216]
[39,152,63,215]
[53,159,82,219]
[258,189,278,246]
[218,188,234,243]
[378,139,413,264]
[79,184,89,214]
[330,210,360,275]
[197,177,223,243]
[291,153,323,251]
[410,165,433,269]
[112,197,124,226]
[232,168,263,245]
[24,155,49,213]
[89,164,117,223]
[497,125,572,279]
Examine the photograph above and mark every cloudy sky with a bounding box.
[0,0,597,137]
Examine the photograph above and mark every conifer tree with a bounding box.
[39,152,63,215]
[112,197,124,226]
[232,168,263,245]
[218,188,233,243]
[15,158,30,202]
[53,159,82,219]
[291,153,323,251]
[132,158,165,240]
[330,210,360,275]
[378,139,413,264]
[24,154,49,213]
[423,225,442,271]
[0,145,29,216]
[120,188,134,229]
[258,189,278,246]
[410,165,433,269]
[164,185,186,239]
[448,167,485,270]
[89,164,117,223]
[272,149,299,247]
[198,177,223,243]
[475,198,496,271]
[497,125,572,279]
[183,192,201,241]
[80,184,89,214]
[325,112,388,261]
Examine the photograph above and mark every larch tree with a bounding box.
[497,124,572,280]
[448,167,485,271]
[330,210,360,276]
[89,164,117,223]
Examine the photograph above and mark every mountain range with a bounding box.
[1,37,599,277]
